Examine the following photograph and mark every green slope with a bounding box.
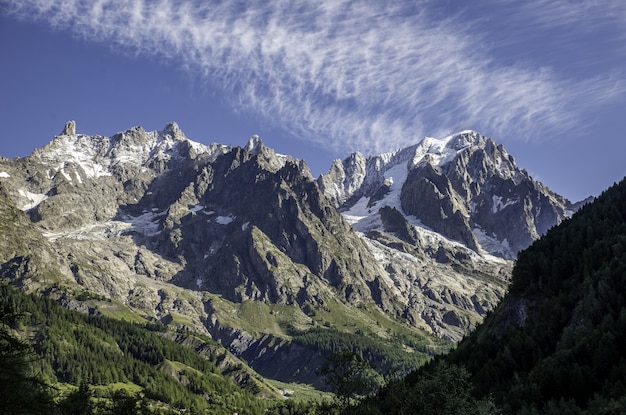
[355,177,626,414]
[0,284,277,414]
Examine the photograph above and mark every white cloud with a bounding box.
[507,0,626,33]
[5,0,625,155]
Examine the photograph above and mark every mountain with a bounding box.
[357,177,626,414]
[318,130,579,260]
[0,122,578,390]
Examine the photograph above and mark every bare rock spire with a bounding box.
[61,120,76,136]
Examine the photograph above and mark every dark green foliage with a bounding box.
[293,327,433,381]
[270,400,318,415]
[58,382,95,415]
[357,361,497,415]
[446,178,626,413]
[0,284,270,414]
[100,389,154,415]
[0,302,58,414]
[319,351,384,411]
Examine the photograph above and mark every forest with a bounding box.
[354,178,626,414]
[0,284,283,414]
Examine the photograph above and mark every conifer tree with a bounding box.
[0,303,57,414]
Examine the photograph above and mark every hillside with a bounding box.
[452,177,626,413]
[0,284,290,414]
[357,177,626,414]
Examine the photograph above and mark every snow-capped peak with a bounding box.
[162,121,182,136]
[320,128,577,260]
[31,122,224,181]
[410,130,482,169]
[244,134,263,155]
[318,131,486,208]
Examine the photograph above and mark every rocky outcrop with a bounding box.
[203,316,327,387]
[400,161,479,251]
[0,182,73,287]
[320,130,579,259]
[317,152,367,207]
[60,120,76,136]
[146,140,387,308]
[378,206,422,248]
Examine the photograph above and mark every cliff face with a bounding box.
[319,130,577,260]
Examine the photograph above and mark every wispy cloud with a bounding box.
[508,0,626,32]
[4,0,624,155]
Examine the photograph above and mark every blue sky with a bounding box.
[1,0,625,202]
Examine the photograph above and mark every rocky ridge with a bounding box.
[0,122,579,385]
[319,130,579,259]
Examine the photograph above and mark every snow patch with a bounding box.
[79,162,111,179]
[409,131,480,169]
[341,161,409,233]
[473,227,515,259]
[189,205,204,213]
[343,162,407,215]
[60,169,72,182]
[42,136,113,179]
[18,189,48,211]
[342,196,382,232]
[188,140,210,154]
[411,136,455,167]
[215,214,235,225]
[491,195,517,213]
[121,211,165,236]
[0,172,10,178]
[241,221,250,231]
[42,220,132,242]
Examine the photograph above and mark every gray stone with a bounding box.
[61,120,76,136]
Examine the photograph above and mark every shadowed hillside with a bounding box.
[356,177,626,414]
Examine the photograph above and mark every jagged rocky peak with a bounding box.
[240,134,309,175]
[35,122,215,176]
[112,122,189,149]
[244,134,263,155]
[112,123,185,160]
[163,121,182,136]
[446,129,486,149]
[60,120,76,136]
[322,130,579,259]
[317,151,367,207]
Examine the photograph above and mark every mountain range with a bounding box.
[0,121,584,390]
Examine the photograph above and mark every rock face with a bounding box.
[60,120,76,136]
[0,123,579,385]
[319,130,578,260]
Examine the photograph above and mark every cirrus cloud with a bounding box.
[3,0,624,155]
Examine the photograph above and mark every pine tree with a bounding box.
[0,303,57,414]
